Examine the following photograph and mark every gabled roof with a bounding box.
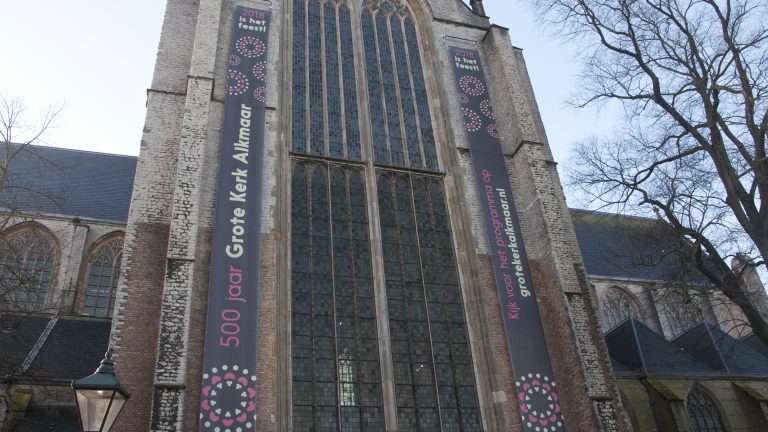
[673,322,768,376]
[571,209,710,284]
[2,144,136,223]
[604,318,714,376]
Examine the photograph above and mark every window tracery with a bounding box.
[658,290,703,338]
[0,225,57,312]
[82,237,123,318]
[687,385,728,432]
[601,286,643,330]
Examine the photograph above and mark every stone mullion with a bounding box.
[365,166,397,431]
[385,15,410,169]
[333,5,348,159]
[324,164,343,430]
[398,17,426,170]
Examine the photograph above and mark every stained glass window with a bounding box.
[361,1,439,171]
[601,287,642,331]
[291,162,385,431]
[378,172,481,431]
[292,0,362,161]
[687,385,727,432]
[292,0,307,153]
[0,226,56,312]
[82,238,123,318]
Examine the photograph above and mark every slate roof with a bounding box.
[605,318,715,376]
[0,314,111,380]
[571,209,710,283]
[2,144,136,223]
[672,322,768,376]
[12,406,80,432]
[742,334,768,359]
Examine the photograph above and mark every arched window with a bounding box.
[292,0,362,160]
[687,385,728,432]
[658,290,703,338]
[82,237,124,318]
[0,225,57,312]
[601,287,643,330]
[288,1,481,430]
[620,391,639,432]
[361,0,438,170]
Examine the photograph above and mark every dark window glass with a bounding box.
[339,6,361,160]
[390,15,422,168]
[82,238,123,318]
[687,385,727,432]
[376,13,405,166]
[293,0,360,161]
[362,11,389,164]
[292,162,384,430]
[404,18,438,170]
[308,1,325,156]
[325,2,344,158]
[377,173,480,431]
[0,227,56,312]
[292,0,307,153]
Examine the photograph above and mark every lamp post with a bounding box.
[71,350,130,432]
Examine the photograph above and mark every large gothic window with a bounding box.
[601,287,643,331]
[292,0,362,160]
[82,237,124,318]
[687,385,728,432]
[362,0,438,171]
[378,173,481,431]
[658,290,703,338]
[0,225,57,312]
[289,1,481,430]
[291,162,385,431]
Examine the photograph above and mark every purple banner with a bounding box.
[198,7,270,432]
[450,47,565,432]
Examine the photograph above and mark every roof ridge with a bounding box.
[2,142,138,159]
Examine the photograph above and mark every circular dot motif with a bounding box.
[458,93,469,105]
[227,70,249,96]
[480,99,495,119]
[487,123,499,139]
[252,61,267,82]
[459,75,485,97]
[462,108,482,132]
[236,36,266,58]
[200,364,257,432]
[229,55,241,66]
[516,373,563,432]
[254,86,267,103]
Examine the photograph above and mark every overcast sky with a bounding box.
[1,1,616,172]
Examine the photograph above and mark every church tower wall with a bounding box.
[111,1,630,430]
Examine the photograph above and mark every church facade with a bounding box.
[111,0,626,430]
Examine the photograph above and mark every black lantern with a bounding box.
[71,350,130,432]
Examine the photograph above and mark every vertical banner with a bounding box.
[199,7,270,432]
[449,47,565,432]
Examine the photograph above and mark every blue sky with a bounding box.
[0,0,616,171]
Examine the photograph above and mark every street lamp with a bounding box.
[71,349,130,432]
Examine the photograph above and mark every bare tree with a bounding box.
[0,92,63,429]
[529,1,768,342]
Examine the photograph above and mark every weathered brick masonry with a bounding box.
[111,0,630,430]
